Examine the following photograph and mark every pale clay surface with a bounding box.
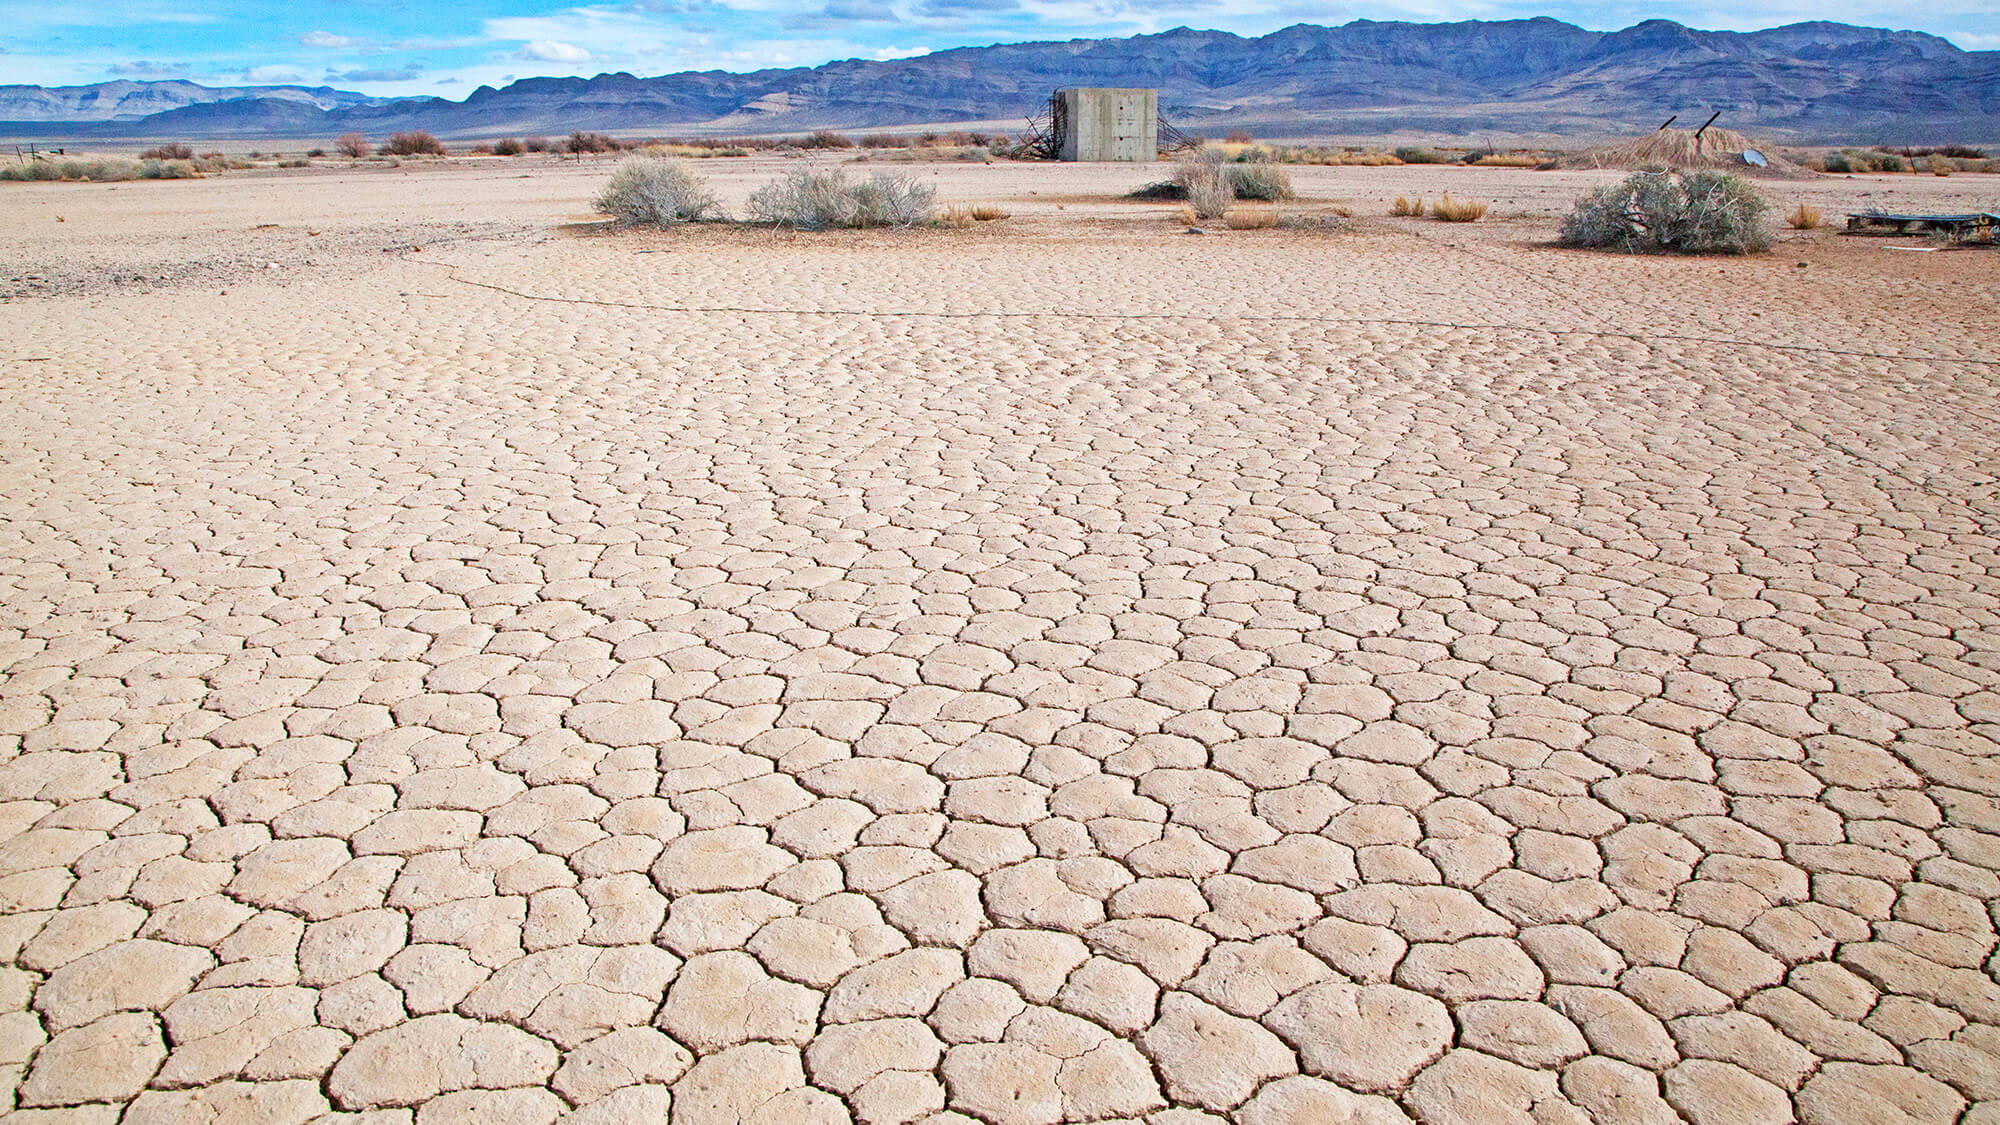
[0,156,1997,1125]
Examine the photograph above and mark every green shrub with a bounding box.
[139,159,199,179]
[139,142,194,160]
[1395,146,1449,164]
[493,138,525,156]
[594,155,723,225]
[1559,170,1770,255]
[746,166,934,229]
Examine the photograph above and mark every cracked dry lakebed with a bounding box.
[0,156,1997,1125]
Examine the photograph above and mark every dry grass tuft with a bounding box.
[1225,206,1280,229]
[1432,194,1489,222]
[970,204,1008,221]
[940,204,976,229]
[1176,204,1199,226]
[1787,203,1823,230]
[1390,196,1426,217]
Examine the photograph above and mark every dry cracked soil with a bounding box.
[0,155,1997,1125]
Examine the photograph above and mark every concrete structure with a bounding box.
[1057,88,1157,162]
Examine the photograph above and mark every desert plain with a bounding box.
[0,155,1997,1125]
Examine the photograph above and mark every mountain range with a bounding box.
[4,18,1996,144]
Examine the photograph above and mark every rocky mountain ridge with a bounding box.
[4,19,1995,143]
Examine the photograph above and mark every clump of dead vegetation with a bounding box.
[746,166,936,229]
[1560,170,1770,254]
[1787,203,1823,230]
[1431,193,1489,222]
[1390,196,1426,217]
[1224,205,1279,229]
[595,155,725,225]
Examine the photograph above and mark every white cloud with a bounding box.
[518,39,593,62]
[243,65,307,82]
[300,30,366,48]
[873,45,933,58]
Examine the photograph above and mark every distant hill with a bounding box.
[5,19,1996,143]
[0,79,388,122]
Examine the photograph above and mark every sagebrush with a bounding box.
[594,156,723,225]
[1173,150,1233,219]
[746,166,935,229]
[1560,170,1770,254]
[1227,163,1294,201]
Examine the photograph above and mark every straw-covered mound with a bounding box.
[1562,127,1817,180]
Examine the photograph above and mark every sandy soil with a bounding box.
[1,157,1997,1125]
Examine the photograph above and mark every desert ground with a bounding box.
[1,155,1997,1125]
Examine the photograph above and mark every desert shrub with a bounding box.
[565,131,616,154]
[1227,162,1294,201]
[1867,152,1910,173]
[1560,170,1770,254]
[971,204,1008,221]
[802,130,855,150]
[1432,193,1488,222]
[860,134,911,149]
[1395,146,1448,164]
[279,157,310,168]
[1225,128,1254,144]
[336,133,369,158]
[493,138,524,156]
[139,158,199,179]
[746,166,935,229]
[307,147,326,158]
[1,158,146,182]
[594,155,723,226]
[1225,205,1279,229]
[1174,149,1233,219]
[940,204,975,229]
[380,131,446,157]
[1390,196,1425,217]
[1475,153,1542,167]
[523,136,551,153]
[1787,203,1823,229]
[139,142,194,160]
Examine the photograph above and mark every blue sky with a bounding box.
[2,0,1994,95]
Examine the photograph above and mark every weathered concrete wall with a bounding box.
[1059,88,1157,162]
